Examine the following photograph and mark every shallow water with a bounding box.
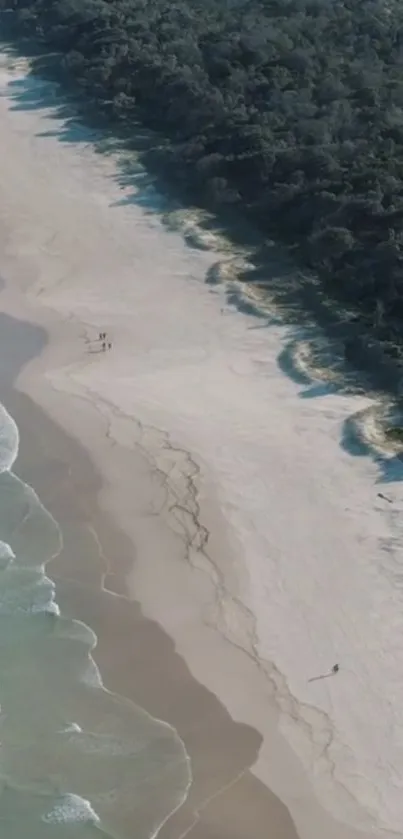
[0,403,191,838]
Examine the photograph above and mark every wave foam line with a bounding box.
[0,399,192,838]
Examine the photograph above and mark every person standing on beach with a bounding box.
[308,663,340,682]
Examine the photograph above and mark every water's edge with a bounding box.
[0,310,302,838]
[0,310,191,838]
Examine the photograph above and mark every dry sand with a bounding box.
[0,50,402,839]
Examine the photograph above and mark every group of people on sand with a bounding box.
[98,331,112,352]
[85,330,113,354]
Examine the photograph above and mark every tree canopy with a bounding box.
[4,0,403,352]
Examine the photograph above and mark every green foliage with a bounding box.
[385,426,403,444]
[5,0,403,343]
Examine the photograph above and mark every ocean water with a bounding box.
[0,403,191,838]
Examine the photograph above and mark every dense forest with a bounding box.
[3,0,403,358]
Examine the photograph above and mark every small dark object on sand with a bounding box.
[101,341,106,351]
[108,342,112,350]
[308,663,340,682]
[377,492,392,504]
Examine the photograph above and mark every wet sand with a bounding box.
[0,310,299,839]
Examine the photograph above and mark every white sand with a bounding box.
[0,54,402,839]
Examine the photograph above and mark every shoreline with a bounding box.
[1,315,301,839]
[0,50,401,839]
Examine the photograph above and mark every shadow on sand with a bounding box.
[340,407,403,485]
[4,42,403,484]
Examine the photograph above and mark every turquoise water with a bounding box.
[0,403,191,838]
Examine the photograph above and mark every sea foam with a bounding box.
[0,394,191,839]
[42,793,101,825]
[0,403,19,472]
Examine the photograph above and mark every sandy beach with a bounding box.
[0,49,402,839]
[1,319,297,839]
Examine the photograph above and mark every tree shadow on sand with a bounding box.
[340,406,403,485]
[5,42,403,483]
